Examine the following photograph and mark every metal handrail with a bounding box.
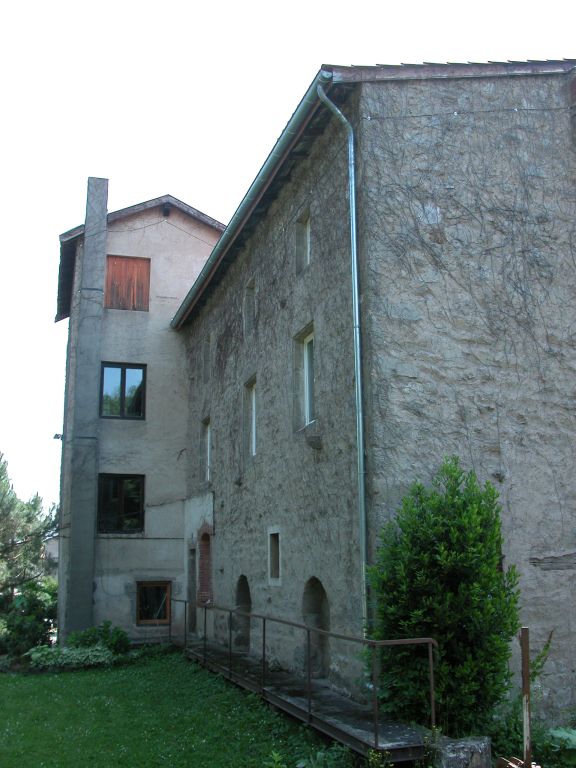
[170,598,438,749]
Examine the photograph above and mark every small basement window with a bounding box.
[268,527,281,585]
[137,581,171,625]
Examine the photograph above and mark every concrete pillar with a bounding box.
[64,177,108,634]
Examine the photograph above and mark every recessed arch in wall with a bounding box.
[234,574,252,652]
[302,576,330,678]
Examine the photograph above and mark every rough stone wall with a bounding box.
[357,72,576,716]
[184,110,366,685]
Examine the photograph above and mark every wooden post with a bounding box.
[521,627,532,767]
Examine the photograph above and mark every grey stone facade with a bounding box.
[58,61,576,723]
[178,62,576,717]
[358,70,576,714]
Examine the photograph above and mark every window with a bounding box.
[244,377,257,459]
[98,474,144,534]
[105,255,150,311]
[203,418,211,482]
[303,333,315,425]
[243,279,256,336]
[294,325,315,429]
[268,527,281,585]
[295,211,311,272]
[100,363,146,419]
[137,581,171,625]
[202,334,212,384]
[198,531,213,603]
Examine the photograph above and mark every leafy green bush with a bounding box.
[0,578,57,656]
[549,728,576,765]
[295,744,355,767]
[67,620,130,655]
[369,457,520,737]
[26,644,115,671]
[488,698,571,768]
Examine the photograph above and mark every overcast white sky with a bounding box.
[0,0,572,508]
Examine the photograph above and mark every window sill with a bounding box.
[297,419,322,450]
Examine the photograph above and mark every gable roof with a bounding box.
[171,59,576,329]
[56,194,225,322]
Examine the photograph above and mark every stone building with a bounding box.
[58,60,576,716]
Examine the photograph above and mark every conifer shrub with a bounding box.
[369,457,520,737]
[0,578,57,656]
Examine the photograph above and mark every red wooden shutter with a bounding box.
[105,256,150,311]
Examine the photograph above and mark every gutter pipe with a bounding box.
[316,82,369,633]
[171,69,336,330]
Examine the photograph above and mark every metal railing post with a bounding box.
[203,605,207,663]
[306,628,312,723]
[228,608,233,677]
[184,601,188,649]
[521,627,532,767]
[182,602,438,757]
[428,641,436,729]
[262,617,266,691]
[372,641,379,749]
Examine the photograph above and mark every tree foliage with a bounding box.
[0,578,57,656]
[0,452,57,595]
[369,457,520,737]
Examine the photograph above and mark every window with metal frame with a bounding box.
[97,474,144,534]
[244,377,257,458]
[303,332,315,425]
[100,363,146,419]
[293,324,316,430]
[137,581,171,625]
[203,418,211,482]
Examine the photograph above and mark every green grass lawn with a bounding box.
[0,651,344,768]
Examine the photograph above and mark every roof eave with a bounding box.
[171,68,335,330]
[56,194,225,323]
[60,194,225,245]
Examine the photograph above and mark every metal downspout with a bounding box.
[317,81,368,632]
